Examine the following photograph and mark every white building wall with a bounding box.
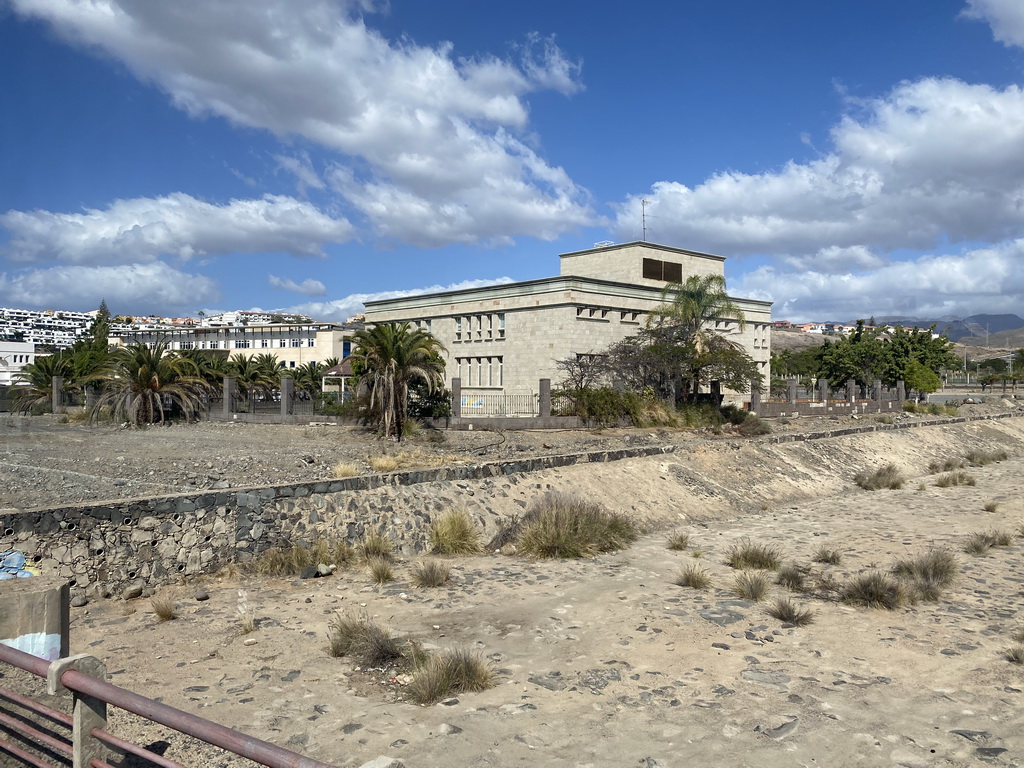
[0,341,36,386]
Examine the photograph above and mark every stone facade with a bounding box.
[363,241,772,397]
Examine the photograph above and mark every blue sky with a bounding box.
[2,0,1024,322]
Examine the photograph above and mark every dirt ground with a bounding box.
[3,403,1024,768]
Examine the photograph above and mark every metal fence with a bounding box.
[460,392,537,417]
[0,642,337,768]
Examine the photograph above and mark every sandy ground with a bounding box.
[3,414,1024,768]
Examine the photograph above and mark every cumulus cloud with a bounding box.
[274,277,516,322]
[733,240,1024,321]
[963,0,1024,48]
[268,274,328,297]
[11,0,593,246]
[0,263,220,315]
[1,193,355,265]
[614,78,1024,269]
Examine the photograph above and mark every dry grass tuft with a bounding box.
[333,461,361,478]
[411,559,451,588]
[251,539,353,577]
[674,564,711,589]
[841,572,909,610]
[766,597,815,626]
[891,549,958,601]
[360,531,394,562]
[513,492,638,559]
[327,612,402,666]
[812,547,842,565]
[928,457,965,474]
[666,531,690,551]
[725,539,782,570]
[733,571,770,602]
[964,449,1009,466]
[983,500,1000,513]
[964,530,1015,555]
[405,647,495,705]
[150,595,177,622]
[1005,645,1024,664]
[776,564,807,592]
[934,470,976,488]
[368,450,466,473]
[1011,627,1024,644]
[854,464,904,490]
[429,510,483,556]
[367,556,394,585]
[237,589,256,634]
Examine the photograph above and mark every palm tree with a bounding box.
[351,322,446,440]
[293,361,326,398]
[92,341,211,426]
[229,353,280,402]
[11,352,76,413]
[647,274,748,400]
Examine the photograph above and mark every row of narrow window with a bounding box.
[456,356,503,387]
[455,313,505,341]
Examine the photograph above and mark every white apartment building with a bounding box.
[363,241,772,396]
[0,341,36,386]
[111,323,359,369]
[0,307,93,349]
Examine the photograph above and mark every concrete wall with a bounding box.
[558,241,725,286]
[0,575,69,661]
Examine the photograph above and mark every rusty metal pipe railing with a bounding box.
[0,643,338,768]
[91,728,189,768]
[0,734,62,768]
[0,685,74,728]
[0,707,72,758]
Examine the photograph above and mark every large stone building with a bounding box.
[363,241,772,397]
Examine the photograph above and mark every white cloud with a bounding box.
[1,193,354,265]
[963,0,1024,48]
[268,274,327,297]
[614,77,1024,269]
[274,277,516,322]
[733,240,1024,321]
[11,0,594,247]
[274,152,325,195]
[0,263,220,315]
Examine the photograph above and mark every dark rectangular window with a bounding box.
[663,261,683,282]
[642,257,683,282]
[642,258,661,280]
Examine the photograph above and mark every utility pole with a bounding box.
[641,198,649,242]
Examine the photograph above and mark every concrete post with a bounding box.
[818,378,830,402]
[749,379,761,414]
[48,654,108,768]
[873,379,883,403]
[451,378,462,418]
[52,376,64,414]
[846,379,857,403]
[85,385,99,410]
[787,378,798,404]
[539,378,551,418]
[280,376,294,417]
[897,380,906,402]
[0,575,70,661]
[222,377,235,416]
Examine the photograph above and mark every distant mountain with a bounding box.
[869,314,1024,342]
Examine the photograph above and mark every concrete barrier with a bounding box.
[0,574,69,661]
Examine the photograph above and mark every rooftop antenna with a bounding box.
[641,198,650,242]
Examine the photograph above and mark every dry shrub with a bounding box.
[368,450,466,473]
[854,464,904,490]
[928,457,965,474]
[360,531,394,562]
[934,470,975,488]
[737,413,771,436]
[964,449,1009,466]
[725,539,782,570]
[983,500,1000,513]
[251,539,353,577]
[411,559,451,588]
[776,564,807,592]
[367,556,394,585]
[841,572,909,610]
[812,547,842,565]
[674,564,711,590]
[368,454,401,472]
[327,612,402,666]
[1005,646,1024,664]
[513,492,638,559]
[964,530,1014,555]
[733,571,769,602]
[430,510,483,555]
[666,531,690,551]
[766,597,815,626]
[150,595,177,622]
[333,461,360,478]
[405,647,495,705]
[1012,627,1024,644]
[891,549,958,601]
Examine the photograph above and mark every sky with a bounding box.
[2,0,1024,323]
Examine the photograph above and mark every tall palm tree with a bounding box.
[647,274,747,400]
[293,361,326,398]
[92,342,211,426]
[11,352,76,413]
[351,322,446,440]
[229,353,280,402]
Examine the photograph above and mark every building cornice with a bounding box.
[558,240,726,263]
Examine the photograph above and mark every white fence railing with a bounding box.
[460,392,537,417]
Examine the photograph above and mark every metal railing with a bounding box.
[0,643,337,768]
[460,392,537,417]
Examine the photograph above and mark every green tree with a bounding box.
[351,322,446,440]
[92,341,211,426]
[904,360,941,398]
[11,353,75,413]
